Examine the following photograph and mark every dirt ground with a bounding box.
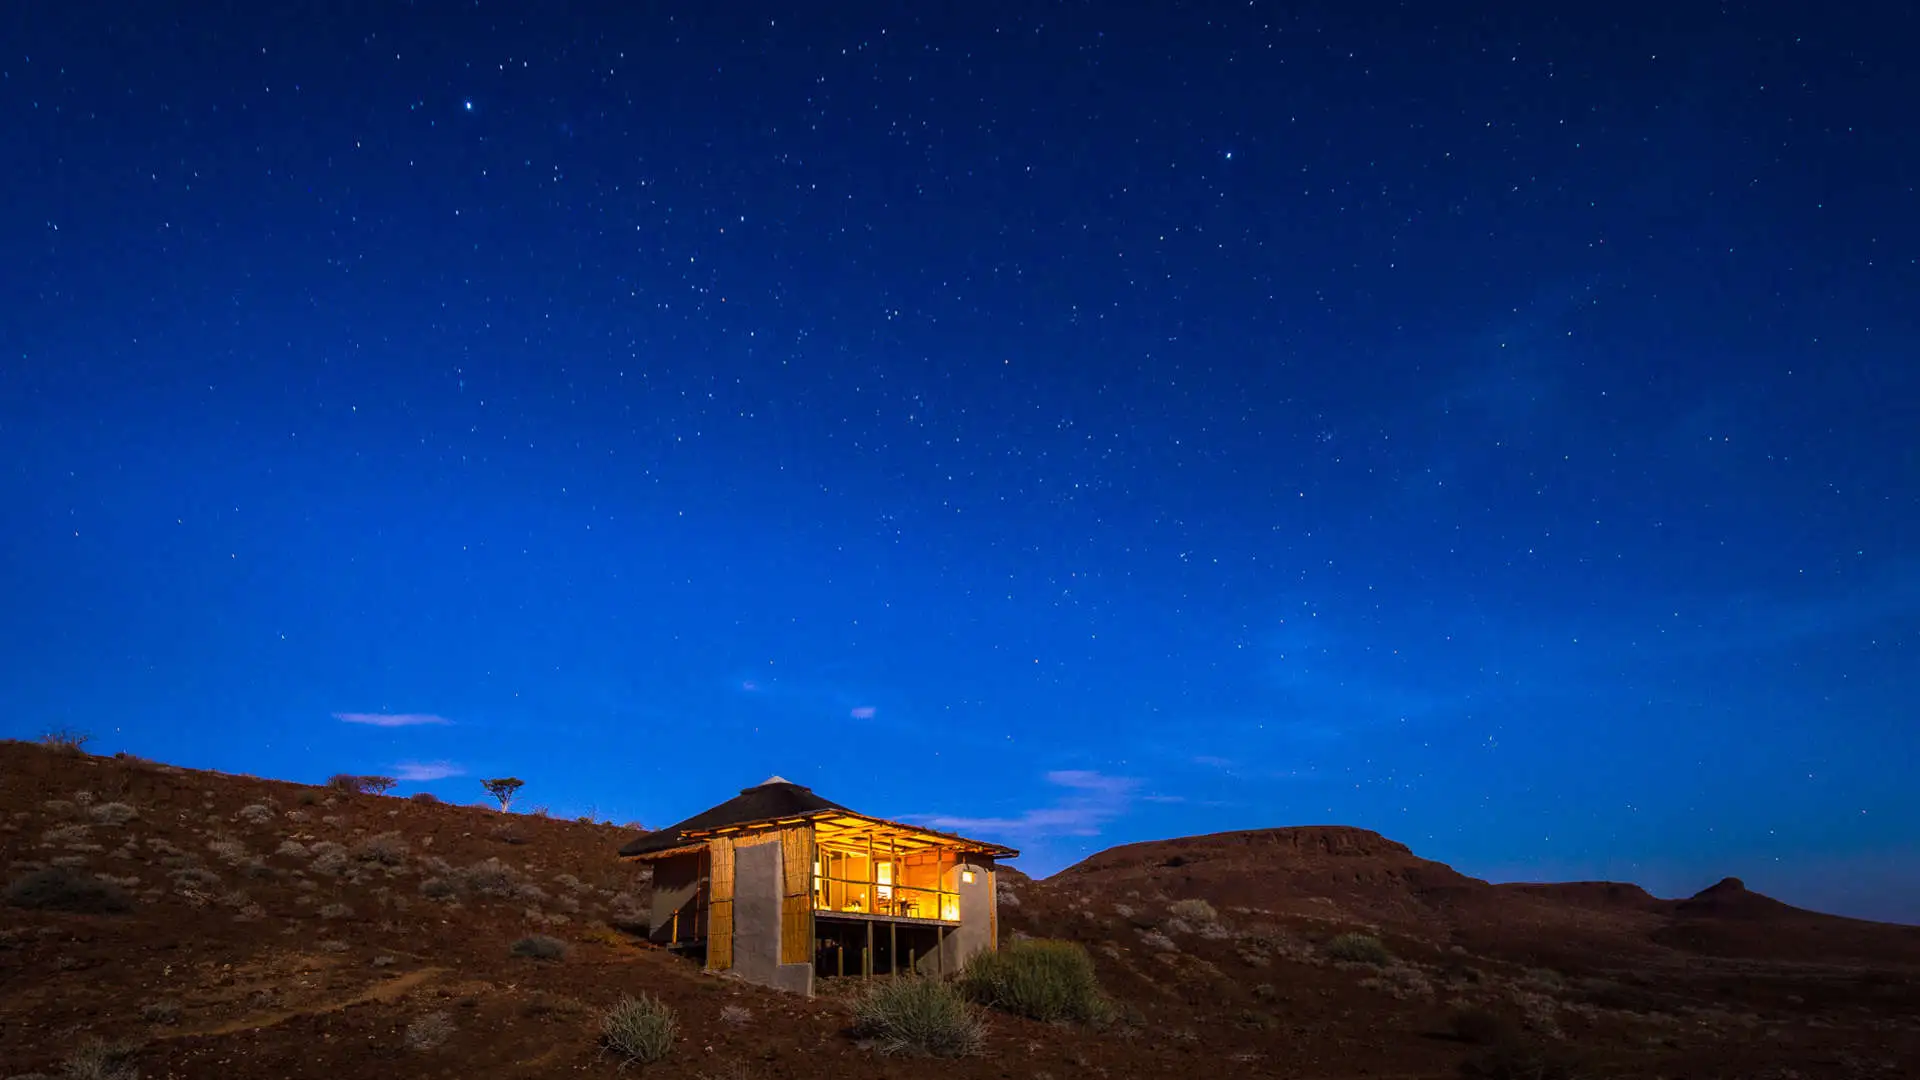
[3,740,1916,1078]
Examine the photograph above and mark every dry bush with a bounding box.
[1139,930,1177,952]
[1167,897,1217,923]
[41,824,94,847]
[58,1036,140,1080]
[235,804,274,825]
[719,1004,752,1026]
[960,938,1111,1025]
[351,832,409,865]
[40,728,92,754]
[608,892,648,931]
[853,977,985,1058]
[454,858,519,898]
[317,902,353,920]
[405,1010,455,1051]
[88,803,139,826]
[410,792,440,804]
[141,999,183,1025]
[275,840,310,858]
[205,839,250,864]
[601,994,677,1065]
[3,867,133,913]
[1325,932,1393,966]
[418,877,456,900]
[511,934,568,960]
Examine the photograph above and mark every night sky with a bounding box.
[3,5,1915,922]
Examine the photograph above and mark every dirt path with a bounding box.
[160,966,446,1039]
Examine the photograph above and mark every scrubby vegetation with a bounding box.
[511,934,568,960]
[1324,932,1393,965]
[325,774,397,795]
[405,1010,455,1051]
[3,867,133,913]
[40,727,92,754]
[960,938,1111,1024]
[853,976,985,1057]
[1167,897,1217,922]
[59,1036,141,1080]
[600,993,677,1065]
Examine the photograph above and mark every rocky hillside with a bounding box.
[3,740,1917,1079]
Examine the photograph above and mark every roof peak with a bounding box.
[756,775,795,787]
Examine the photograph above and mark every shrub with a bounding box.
[88,803,139,826]
[601,993,677,1065]
[276,840,310,858]
[455,858,519,898]
[1324,932,1393,966]
[1167,897,1217,923]
[318,902,353,919]
[40,728,92,754]
[410,792,441,804]
[3,868,132,913]
[959,938,1111,1024]
[405,1010,454,1051]
[142,999,183,1025]
[59,1037,141,1080]
[42,824,94,847]
[419,877,456,900]
[235,804,274,825]
[352,832,409,865]
[326,774,396,795]
[511,934,568,960]
[853,977,985,1058]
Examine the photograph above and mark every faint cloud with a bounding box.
[915,770,1140,838]
[850,706,877,719]
[393,761,463,782]
[1192,755,1236,769]
[1142,794,1186,804]
[334,712,452,728]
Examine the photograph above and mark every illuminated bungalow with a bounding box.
[617,777,1017,995]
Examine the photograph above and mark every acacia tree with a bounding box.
[481,777,524,812]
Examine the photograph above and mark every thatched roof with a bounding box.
[617,777,1019,860]
[618,777,850,857]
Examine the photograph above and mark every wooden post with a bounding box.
[836,944,844,978]
[936,925,945,975]
[889,921,898,976]
[909,946,917,976]
[671,910,679,944]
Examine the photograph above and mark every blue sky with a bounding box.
[2,2,1914,922]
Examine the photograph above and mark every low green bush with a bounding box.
[853,976,984,1057]
[959,938,1111,1024]
[601,993,676,1065]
